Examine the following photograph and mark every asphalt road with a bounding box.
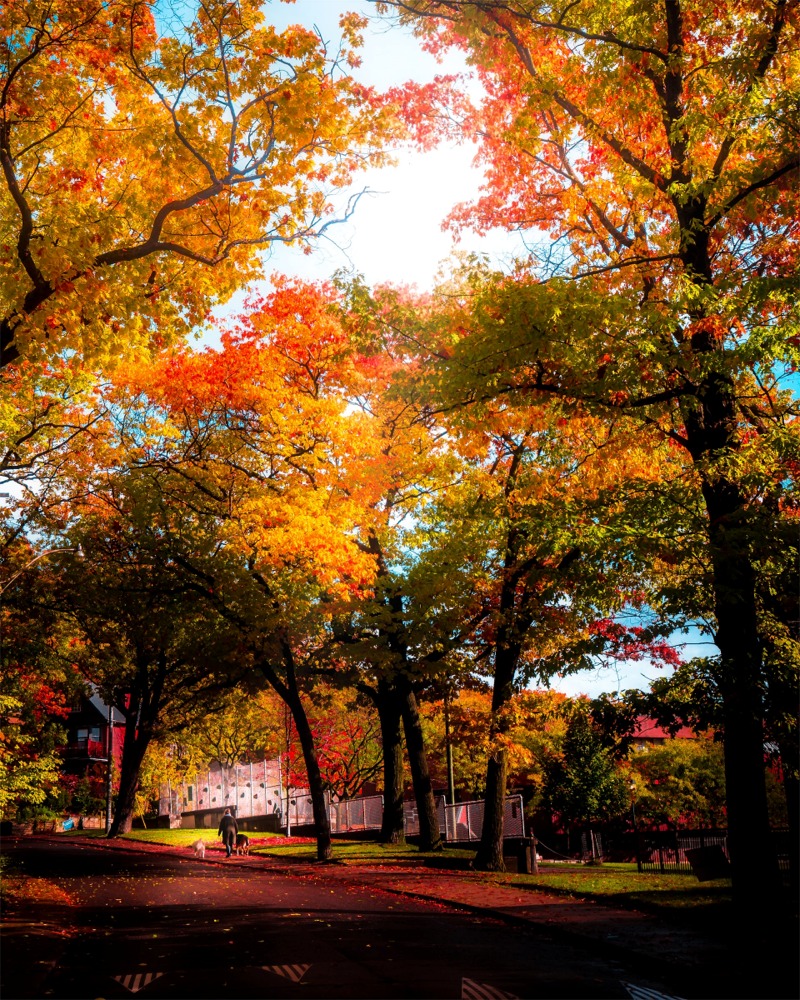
[2,840,683,1000]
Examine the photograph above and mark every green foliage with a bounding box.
[544,708,628,825]
[629,739,727,829]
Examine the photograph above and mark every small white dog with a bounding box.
[192,839,206,859]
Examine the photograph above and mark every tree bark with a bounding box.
[397,674,442,851]
[287,687,332,861]
[261,641,332,862]
[375,679,406,845]
[108,698,152,838]
[683,372,783,911]
[474,642,518,871]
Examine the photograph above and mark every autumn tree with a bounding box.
[0,360,105,566]
[50,469,249,836]
[0,566,84,821]
[413,396,681,869]
[296,683,383,801]
[382,0,799,912]
[282,282,480,849]
[178,687,287,772]
[104,283,381,859]
[0,0,393,368]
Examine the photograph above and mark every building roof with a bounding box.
[632,715,696,741]
[88,689,126,725]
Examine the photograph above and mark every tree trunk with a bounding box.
[376,679,406,845]
[288,690,332,861]
[474,750,508,871]
[397,675,442,851]
[684,383,782,911]
[108,709,151,837]
[474,643,518,871]
[781,744,799,893]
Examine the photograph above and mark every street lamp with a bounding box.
[628,778,637,830]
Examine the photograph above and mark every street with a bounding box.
[1,839,686,1000]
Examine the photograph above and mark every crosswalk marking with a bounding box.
[113,972,164,993]
[623,983,685,1000]
[264,964,311,983]
[461,977,519,1000]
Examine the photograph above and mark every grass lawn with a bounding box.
[118,829,284,847]
[503,862,732,915]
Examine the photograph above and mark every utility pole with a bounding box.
[105,702,114,834]
[284,701,292,838]
[443,686,455,806]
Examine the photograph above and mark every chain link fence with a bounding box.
[444,794,525,842]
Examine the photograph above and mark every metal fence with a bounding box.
[329,794,384,833]
[637,829,728,874]
[162,767,530,845]
[159,760,284,822]
[280,791,316,830]
[444,795,526,842]
[402,795,448,837]
[636,828,792,875]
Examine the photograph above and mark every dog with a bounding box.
[235,833,250,856]
[192,839,206,859]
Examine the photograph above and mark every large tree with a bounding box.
[0,0,392,367]
[383,0,799,912]
[104,283,381,858]
[53,469,247,836]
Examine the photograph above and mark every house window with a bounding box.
[187,786,193,802]
[77,728,88,742]
[89,727,101,742]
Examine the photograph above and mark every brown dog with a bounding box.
[235,833,250,856]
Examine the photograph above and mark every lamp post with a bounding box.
[443,685,455,806]
[284,701,292,838]
[105,702,114,834]
[629,778,637,830]
[629,777,640,872]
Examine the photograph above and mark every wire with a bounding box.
[531,836,576,860]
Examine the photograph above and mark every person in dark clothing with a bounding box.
[217,808,238,857]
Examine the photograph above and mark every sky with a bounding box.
[232,1,717,700]
[251,0,525,291]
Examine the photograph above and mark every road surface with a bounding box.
[2,839,688,999]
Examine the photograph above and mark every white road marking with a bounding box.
[263,963,311,983]
[113,971,164,993]
[623,983,686,1000]
[462,977,519,999]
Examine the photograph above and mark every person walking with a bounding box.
[218,807,238,858]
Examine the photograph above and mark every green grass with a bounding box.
[59,828,284,847]
[253,840,475,863]
[503,862,732,914]
[123,829,288,847]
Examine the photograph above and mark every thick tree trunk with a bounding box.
[108,711,151,838]
[684,384,782,912]
[376,679,406,845]
[397,675,442,851]
[781,746,799,893]
[256,643,331,861]
[474,643,518,871]
[287,690,332,861]
[474,750,508,871]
